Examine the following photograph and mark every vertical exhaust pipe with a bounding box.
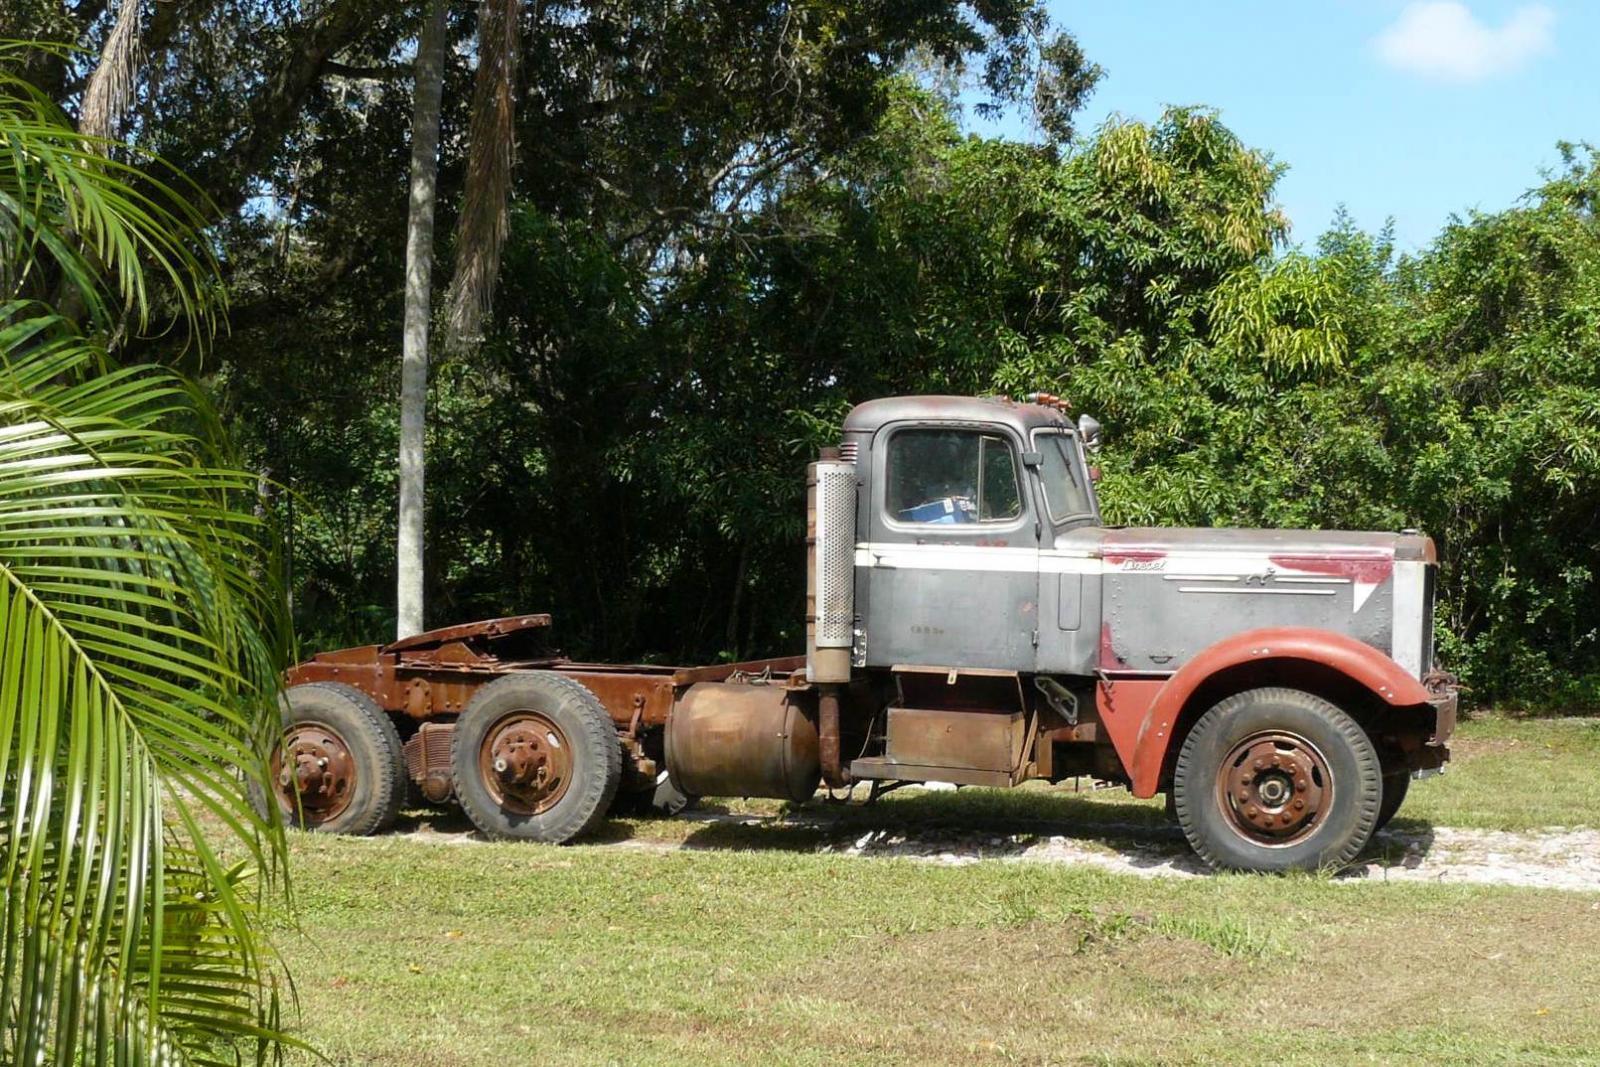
[807,450,857,685]
[818,685,849,788]
[808,446,856,789]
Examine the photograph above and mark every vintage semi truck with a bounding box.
[268,394,1457,872]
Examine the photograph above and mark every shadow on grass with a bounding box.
[390,784,1443,877]
[670,787,1445,877]
[671,787,1192,861]
[390,804,640,846]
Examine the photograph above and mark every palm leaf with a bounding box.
[0,46,222,348]
[442,0,521,353]
[0,306,295,1064]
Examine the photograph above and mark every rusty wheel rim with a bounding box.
[478,710,573,816]
[1215,731,1331,847]
[271,721,357,826]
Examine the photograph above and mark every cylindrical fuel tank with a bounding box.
[665,682,821,802]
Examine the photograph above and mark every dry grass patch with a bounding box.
[271,831,1600,1066]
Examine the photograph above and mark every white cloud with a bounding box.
[1374,2,1554,83]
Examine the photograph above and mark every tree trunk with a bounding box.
[396,0,446,640]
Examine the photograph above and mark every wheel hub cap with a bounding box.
[480,712,572,815]
[273,722,356,825]
[1217,732,1330,846]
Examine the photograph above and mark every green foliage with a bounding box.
[0,44,221,345]
[0,67,293,1064]
[25,0,1588,707]
[230,69,1600,707]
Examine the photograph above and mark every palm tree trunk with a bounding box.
[396,0,446,640]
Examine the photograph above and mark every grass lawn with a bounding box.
[269,714,1600,1066]
[1398,714,1600,830]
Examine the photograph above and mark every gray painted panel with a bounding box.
[867,566,1039,669]
[1058,573,1082,631]
[1103,572,1395,672]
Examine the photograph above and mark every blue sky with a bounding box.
[965,1,1597,251]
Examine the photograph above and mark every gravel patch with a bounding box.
[392,810,1600,891]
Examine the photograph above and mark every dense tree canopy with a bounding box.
[5,4,1598,707]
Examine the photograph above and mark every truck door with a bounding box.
[1031,428,1103,675]
[860,423,1040,671]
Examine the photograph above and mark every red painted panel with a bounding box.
[1270,554,1394,584]
[1107,627,1433,798]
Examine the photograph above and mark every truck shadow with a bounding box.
[664,789,1442,876]
[389,787,1440,876]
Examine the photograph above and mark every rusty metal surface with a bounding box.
[847,758,1020,788]
[403,721,455,802]
[479,709,573,816]
[885,707,1025,773]
[1216,731,1329,845]
[669,656,807,687]
[272,721,356,825]
[665,682,820,802]
[1103,627,1442,799]
[383,614,552,653]
[843,395,1072,438]
[818,687,848,788]
[558,669,678,728]
[1425,669,1459,746]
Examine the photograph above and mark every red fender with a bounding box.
[1096,627,1433,798]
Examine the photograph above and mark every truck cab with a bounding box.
[796,394,1457,870]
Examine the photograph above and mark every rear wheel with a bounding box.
[1173,687,1381,873]
[258,682,406,836]
[451,672,622,843]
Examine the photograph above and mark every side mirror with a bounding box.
[1077,414,1103,452]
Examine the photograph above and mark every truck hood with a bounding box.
[1097,527,1436,564]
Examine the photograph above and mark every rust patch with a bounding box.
[1271,554,1394,584]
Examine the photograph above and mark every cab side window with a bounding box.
[886,429,1022,524]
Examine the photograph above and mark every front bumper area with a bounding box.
[1424,669,1459,746]
[1404,669,1460,774]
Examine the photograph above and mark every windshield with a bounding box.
[1036,431,1094,523]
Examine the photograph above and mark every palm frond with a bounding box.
[0,306,294,1063]
[442,0,521,353]
[0,52,221,347]
[80,0,145,143]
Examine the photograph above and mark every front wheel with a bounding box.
[1374,769,1410,832]
[451,672,622,843]
[1173,687,1381,873]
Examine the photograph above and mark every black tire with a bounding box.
[1173,687,1382,873]
[451,672,622,843]
[1374,770,1411,832]
[255,682,406,836]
